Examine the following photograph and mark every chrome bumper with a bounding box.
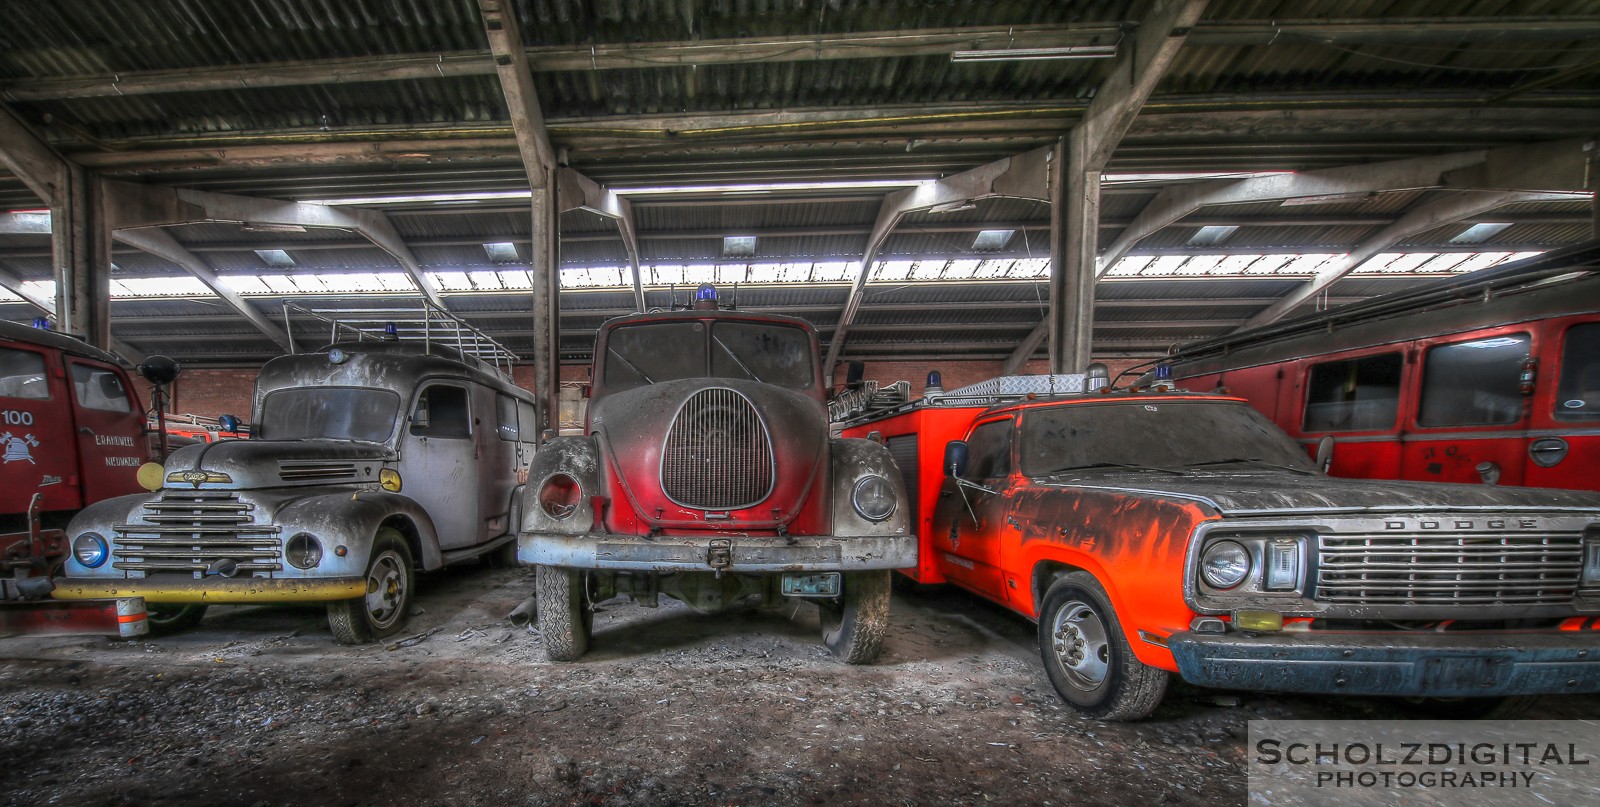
[519,532,917,573]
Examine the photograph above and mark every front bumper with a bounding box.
[52,576,367,604]
[1168,630,1600,697]
[520,532,917,573]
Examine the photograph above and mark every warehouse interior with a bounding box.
[3,2,1600,805]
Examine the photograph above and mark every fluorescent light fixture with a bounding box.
[241,222,307,233]
[950,45,1118,62]
[972,229,1015,251]
[483,242,520,263]
[300,190,535,206]
[1279,192,1378,207]
[254,249,295,268]
[722,236,757,258]
[614,179,929,195]
[1450,222,1513,244]
[1188,225,1238,246]
[1104,171,1289,184]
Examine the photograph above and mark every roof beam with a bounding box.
[479,0,555,185]
[0,107,67,205]
[1244,190,1540,328]
[111,227,295,352]
[559,167,644,312]
[823,145,1054,373]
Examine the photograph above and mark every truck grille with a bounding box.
[113,490,281,574]
[1316,532,1584,606]
[279,461,359,482]
[661,387,774,509]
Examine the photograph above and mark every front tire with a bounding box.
[537,565,593,661]
[819,570,891,664]
[327,529,414,645]
[1038,572,1167,721]
[146,603,208,635]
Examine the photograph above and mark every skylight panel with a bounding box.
[498,270,534,289]
[483,242,520,263]
[1280,254,1341,275]
[1103,255,1155,276]
[1175,255,1224,275]
[431,272,471,291]
[254,249,295,268]
[1450,222,1512,244]
[261,275,299,294]
[722,236,757,258]
[910,260,945,281]
[873,260,915,281]
[468,270,505,291]
[972,229,1015,251]
[1187,225,1238,246]
[813,262,856,282]
[943,259,982,280]
[1006,258,1049,278]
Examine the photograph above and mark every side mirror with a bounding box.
[944,440,969,478]
[1314,435,1335,474]
[136,355,182,386]
[218,414,242,433]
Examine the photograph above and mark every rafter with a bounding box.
[559,168,644,312]
[112,227,295,352]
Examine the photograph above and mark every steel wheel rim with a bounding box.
[364,549,406,629]
[1049,600,1110,693]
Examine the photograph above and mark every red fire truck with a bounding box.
[1161,242,1600,492]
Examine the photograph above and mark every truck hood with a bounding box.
[1039,468,1600,516]
[162,438,393,490]
[589,378,827,528]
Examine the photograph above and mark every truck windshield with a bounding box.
[603,320,814,393]
[259,388,401,443]
[1019,400,1316,476]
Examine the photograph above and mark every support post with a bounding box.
[530,172,561,437]
[1049,134,1099,374]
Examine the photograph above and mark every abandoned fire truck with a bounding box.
[838,373,1600,720]
[518,286,913,663]
[53,306,539,643]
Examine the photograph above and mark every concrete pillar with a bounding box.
[530,168,561,439]
[1047,131,1099,374]
[53,165,113,349]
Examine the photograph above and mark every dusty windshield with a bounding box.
[1020,400,1316,476]
[603,320,814,392]
[259,388,401,443]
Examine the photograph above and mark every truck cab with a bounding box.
[54,318,538,644]
[518,288,914,663]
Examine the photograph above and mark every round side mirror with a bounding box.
[1313,435,1335,474]
[137,355,182,385]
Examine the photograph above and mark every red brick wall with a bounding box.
[830,358,1150,393]
[166,369,260,420]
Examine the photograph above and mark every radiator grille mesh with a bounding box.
[661,388,773,509]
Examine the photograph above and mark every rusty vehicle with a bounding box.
[53,307,538,643]
[518,286,913,663]
[1162,242,1600,493]
[839,374,1600,720]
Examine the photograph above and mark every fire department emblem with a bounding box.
[1,432,39,464]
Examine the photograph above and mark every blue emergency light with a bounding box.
[31,317,50,330]
[383,322,400,340]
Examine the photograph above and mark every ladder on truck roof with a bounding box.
[282,301,520,382]
[832,374,1089,427]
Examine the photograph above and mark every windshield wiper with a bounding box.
[712,335,763,384]
[1038,461,1181,476]
[1183,457,1314,475]
[606,345,655,384]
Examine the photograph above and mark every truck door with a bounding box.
[401,382,480,549]
[1529,320,1600,491]
[477,390,524,538]
[930,417,1014,600]
[0,344,78,514]
[1401,333,1531,485]
[65,359,146,505]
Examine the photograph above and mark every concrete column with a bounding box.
[1047,131,1099,374]
[54,165,113,349]
[530,167,561,439]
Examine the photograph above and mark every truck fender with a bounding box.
[830,437,910,538]
[276,491,443,571]
[519,436,601,535]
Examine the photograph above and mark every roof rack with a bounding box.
[833,373,1088,425]
[282,301,519,381]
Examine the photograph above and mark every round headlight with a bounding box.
[73,533,108,569]
[327,347,347,364]
[851,475,897,522]
[538,473,581,519]
[286,533,323,570]
[1200,540,1251,589]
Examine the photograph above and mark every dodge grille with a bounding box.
[113,490,281,575]
[661,387,774,509]
[1316,531,1584,607]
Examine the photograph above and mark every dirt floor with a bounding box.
[2,565,1596,807]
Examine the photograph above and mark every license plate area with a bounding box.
[781,572,840,598]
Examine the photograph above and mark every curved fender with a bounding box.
[519,436,601,535]
[830,437,910,538]
[276,491,443,571]
[60,492,164,577]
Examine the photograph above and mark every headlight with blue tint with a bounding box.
[73,533,108,569]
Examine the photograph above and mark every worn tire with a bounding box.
[537,565,593,662]
[146,603,208,635]
[1402,696,1541,720]
[819,570,891,664]
[484,536,520,569]
[1038,572,1167,721]
[327,529,414,645]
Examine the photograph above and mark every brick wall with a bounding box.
[830,357,1150,393]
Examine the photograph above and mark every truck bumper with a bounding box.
[1167,630,1600,698]
[0,597,148,639]
[51,576,367,604]
[520,532,917,573]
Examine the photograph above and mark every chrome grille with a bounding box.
[278,461,359,482]
[1316,532,1584,606]
[113,490,281,573]
[661,388,774,509]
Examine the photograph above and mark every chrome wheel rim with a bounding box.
[364,549,407,629]
[1049,600,1110,693]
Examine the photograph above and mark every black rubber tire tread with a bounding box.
[327,529,414,646]
[820,570,892,665]
[1037,571,1168,721]
[145,604,208,635]
[1404,696,1541,720]
[537,565,590,662]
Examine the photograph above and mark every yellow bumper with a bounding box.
[52,576,367,604]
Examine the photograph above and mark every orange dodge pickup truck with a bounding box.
[838,374,1600,721]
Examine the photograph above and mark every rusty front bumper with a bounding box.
[1168,630,1600,697]
[519,532,917,573]
[52,576,367,604]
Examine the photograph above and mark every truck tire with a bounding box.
[327,529,415,645]
[146,604,208,635]
[820,570,891,664]
[1038,572,1167,721]
[537,565,593,662]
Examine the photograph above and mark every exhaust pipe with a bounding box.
[507,595,537,628]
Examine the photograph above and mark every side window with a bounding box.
[496,394,519,441]
[410,384,471,439]
[0,348,50,400]
[69,363,133,412]
[1555,322,1600,421]
[516,400,538,441]
[1417,333,1531,427]
[1302,353,1402,432]
[963,419,1013,481]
